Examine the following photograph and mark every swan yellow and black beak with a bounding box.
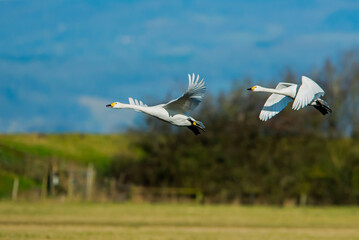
[247,86,256,91]
[187,119,205,135]
[106,103,115,108]
[193,121,205,131]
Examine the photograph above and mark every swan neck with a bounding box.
[114,103,137,109]
[256,86,282,94]
[115,103,149,112]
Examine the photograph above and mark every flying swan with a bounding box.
[106,73,206,135]
[247,76,332,121]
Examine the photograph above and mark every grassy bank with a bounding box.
[0,133,136,165]
[0,202,358,240]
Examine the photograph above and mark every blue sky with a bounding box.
[0,0,359,133]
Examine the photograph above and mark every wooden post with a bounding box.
[85,163,95,201]
[41,176,47,199]
[300,192,307,206]
[67,169,74,200]
[12,177,19,201]
[110,178,116,201]
[47,161,54,196]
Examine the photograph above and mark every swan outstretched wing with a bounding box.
[259,83,293,121]
[292,76,324,110]
[163,73,206,113]
[128,97,147,112]
[128,97,147,107]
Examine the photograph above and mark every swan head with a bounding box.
[106,102,124,108]
[247,85,260,91]
[187,118,205,132]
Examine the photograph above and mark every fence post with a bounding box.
[85,163,95,201]
[110,178,116,201]
[47,161,54,196]
[12,177,19,201]
[41,176,47,199]
[67,168,74,200]
[300,192,307,206]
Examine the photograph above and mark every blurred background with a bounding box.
[1,0,359,205]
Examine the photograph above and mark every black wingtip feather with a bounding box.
[313,99,332,115]
[314,105,330,115]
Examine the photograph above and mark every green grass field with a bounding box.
[0,202,358,240]
[0,134,137,166]
[0,134,137,197]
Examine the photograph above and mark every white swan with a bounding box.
[106,73,206,135]
[247,76,332,121]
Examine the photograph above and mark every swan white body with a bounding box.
[248,76,332,121]
[107,74,206,135]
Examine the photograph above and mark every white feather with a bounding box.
[128,97,135,105]
[260,95,293,121]
[164,73,206,113]
[292,76,324,110]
